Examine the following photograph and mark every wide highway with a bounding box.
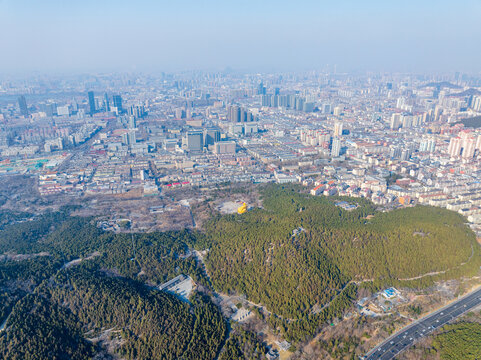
[362,286,481,360]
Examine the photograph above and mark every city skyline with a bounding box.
[1,0,481,74]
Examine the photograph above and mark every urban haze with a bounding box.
[0,1,480,360]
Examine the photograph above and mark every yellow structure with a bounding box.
[237,202,247,214]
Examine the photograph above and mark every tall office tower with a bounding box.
[18,95,28,116]
[274,87,280,96]
[87,91,96,114]
[103,93,110,111]
[203,128,220,146]
[128,116,137,129]
[333,121,343,137]
[113,95,123,112]
[322,104,332,114]
[448,137,462,157]
[228,105,241,123]
[186,131,203,151]
[331,137,342,157]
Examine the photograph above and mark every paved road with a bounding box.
[362,286,481,360]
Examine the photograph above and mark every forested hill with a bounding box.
[0,185,479,354]
[204,185,481,321]
[0,212,231,359]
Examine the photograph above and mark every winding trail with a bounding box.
[399,243,474,281]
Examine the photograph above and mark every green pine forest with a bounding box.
[0,184,479,356]
[202,185,481,341]
[432,322,481,360]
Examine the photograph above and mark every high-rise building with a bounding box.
[396,97,405,109]
[103,93,110,112]
[462,137,476,159]
[334,122,343,137]
[214,141,236,154]
[186,131,203,151]
[390,113,402,130]
[390,147,402,159]
[471,96,481,112]
[241,108,254,122]
[448,137,462,157]
[18,95,28,116]
[203,128,220,146]
[128,116,136,129]
[228,105,241,122]
[113,95,123,113]
[400,149,412,161]
[244,123,258,135]
[228,105,255,123]
[331,137,342,157]
[476,134,481,151]
[257,82,266,95]
[419,138,436,153]
[87,91,96,114]
[175,108,186,119]
[402,115,413,128]
[261,95,271,107]
[56,105,70,116]
[303,102,315,112]
[294,97,304,111]
[128,131,136,146]
[433,106,443,121]
[129,105,145,118]
[45,103,57,117]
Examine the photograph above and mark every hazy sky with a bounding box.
[1,0,480,74]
